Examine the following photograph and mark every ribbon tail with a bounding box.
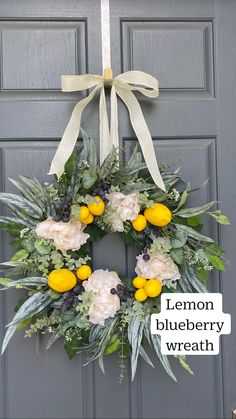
[116,87,166,192]
[49,85,101,178]
[110,85,119,150]
[99,86,112,164]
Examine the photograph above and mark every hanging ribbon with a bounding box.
[48,0,165,192]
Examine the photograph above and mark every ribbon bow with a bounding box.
[49,68,165,191]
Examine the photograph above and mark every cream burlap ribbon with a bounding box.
[48,68,165,191]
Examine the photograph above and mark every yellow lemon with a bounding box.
[48,269,77,292]
[133,276,147,289]
[132,214,147,231]
[87,196,105,216]
[144,279,162,298]
[82,212,94,224]
[144,203,172,227]
[135,288,148,302]
[76,265,92,280]
[79,206,90,222]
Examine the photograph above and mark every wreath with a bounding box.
[0,130,229,382]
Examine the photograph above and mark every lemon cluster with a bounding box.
[133,276,162,302]
[132,203,172,232]
[78,196,105,224]
[48,264,92,292]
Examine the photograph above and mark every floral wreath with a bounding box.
[0,130,229,382]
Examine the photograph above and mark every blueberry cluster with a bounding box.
[53,196,73,222]
[110,283,133,302]
[93,182,109,202]
[61,284,84,311]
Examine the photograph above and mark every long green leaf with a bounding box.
[174,224,214,243]
[151,334,177,382]
[0,193,42,218]
[7,292,52,328]
[2,277,47,289]
[181,264,208,293]
[139,345,154,368]
[1,324,18,355]
[176,201,215,218]
[128,316,144,381]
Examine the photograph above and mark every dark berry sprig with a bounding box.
[53,196,73,222]
[61,284,85,312]
[110,283,133,302]
[93,182,109,202]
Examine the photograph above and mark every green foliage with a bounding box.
[64,331,82,359]
[170,248,184,265]
[176,201,215,218]
[174,224,214,243]
[171,230,188,249]
[84,224,106,241]
[2,292,52,354]
[127,316,144,381]
[187,215,201,227]
[178,356,194,375]
[208,210,230,225]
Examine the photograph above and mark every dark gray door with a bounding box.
[0,1,235,418]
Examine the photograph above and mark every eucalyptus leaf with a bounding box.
[82,171,97,189]
[10,249,29,262]
[171,230,188,249]
[170,248,184,265]
[34,240,51,255]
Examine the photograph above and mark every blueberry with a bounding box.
[143,253,150,262]
[117,284,123,292]
[62,216,70,223]
[121,295,128,302]
[80,285,85,292]
[53,214,61,222]
[110,288,117,295]
[73,285,81,295]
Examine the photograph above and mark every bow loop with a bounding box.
[49,70,165,191]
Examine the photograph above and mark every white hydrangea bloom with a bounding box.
[106,192,140,232]
[35,218,89,251]
[83,269,121,326]
[135,251,181,283]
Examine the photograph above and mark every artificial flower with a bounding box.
[83,269,121,325]
[135,251,181,282]
[35,218,89,251]
[106,192,140,232]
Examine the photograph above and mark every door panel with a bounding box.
[0,1,235,418]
